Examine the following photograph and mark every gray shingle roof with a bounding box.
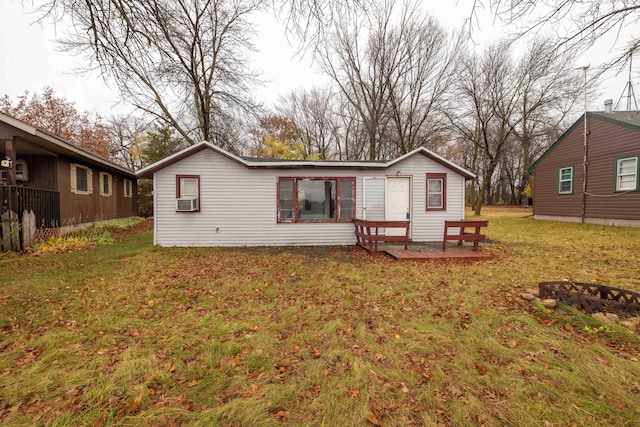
[590,111,640,129]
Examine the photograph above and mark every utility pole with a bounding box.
[581,66,589,224]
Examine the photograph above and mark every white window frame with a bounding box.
[99,172,113,196]
[70,163,93,195]
[558,166,573,195]
[615,156,639,192]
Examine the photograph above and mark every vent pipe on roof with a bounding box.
[604,99,613,113]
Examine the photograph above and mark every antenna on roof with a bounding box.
[615,48,638,111]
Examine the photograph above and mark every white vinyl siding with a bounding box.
[152,148,467,246]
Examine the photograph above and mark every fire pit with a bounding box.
[538,281,640,315]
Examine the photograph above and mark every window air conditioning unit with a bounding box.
[176,198,198,212]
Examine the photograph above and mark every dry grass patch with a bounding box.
[1,214,640,426]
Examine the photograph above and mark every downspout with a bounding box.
[581,67,589,224]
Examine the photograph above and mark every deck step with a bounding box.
[384,248,493,261]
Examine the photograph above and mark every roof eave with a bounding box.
[388,147,475,179]
[136,142,476,180]
[1,112,136,178]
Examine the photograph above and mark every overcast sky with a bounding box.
[0,1,635,116]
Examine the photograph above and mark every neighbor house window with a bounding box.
[1,160,29,182]
[176,175,200,212]
[277,177,355,223]
[615,156,639,192]
[15,159,28,182]
[99,172,112,196]
[426,173,446,211]
[70,163,93,195]
[558,166,573,194]
[124,179,133,198]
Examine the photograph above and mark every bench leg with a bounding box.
[473,227,480,250]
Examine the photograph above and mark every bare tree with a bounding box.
[508,38,584,204]
[384,11,462,155]
[489,0,640,71]
[109,114,151,170]
[36,0,264,153]
[276,88,341,159]
[334,97,369,160]
[316,3,392,160]
[317,1,458,160]
[274,0,376,52]
[448,36,585,212]
[448,42,520,215]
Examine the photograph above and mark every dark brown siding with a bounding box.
[16,155,58,190]
[58,157,137,225]
[115,175,138,218]
[533,115,640,220]
[2,118,137,225]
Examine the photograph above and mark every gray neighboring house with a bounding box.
[137,141,475,247]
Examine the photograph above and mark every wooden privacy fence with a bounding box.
[1,209,61,252]
[1,209,37,251]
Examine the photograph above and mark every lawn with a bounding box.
[1,208,640,426]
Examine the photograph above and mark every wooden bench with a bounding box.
[443,220,488,251]
[353,219,410,252]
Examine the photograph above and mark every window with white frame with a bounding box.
[558,166,573,194]
[426,173,446,211]
[615,156,639,192]
[70,163,93,195]
[99,172,112,196]
[277,177,355,222]
[124,179,133,198]
[176,175,200,212]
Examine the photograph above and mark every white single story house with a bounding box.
[136,141,475,247]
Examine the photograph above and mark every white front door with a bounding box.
[386,177,411,236]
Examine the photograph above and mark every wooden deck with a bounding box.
[384,247,493,261]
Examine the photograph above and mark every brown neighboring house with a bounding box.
[528,110,640,227]
[1,111,137,240]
